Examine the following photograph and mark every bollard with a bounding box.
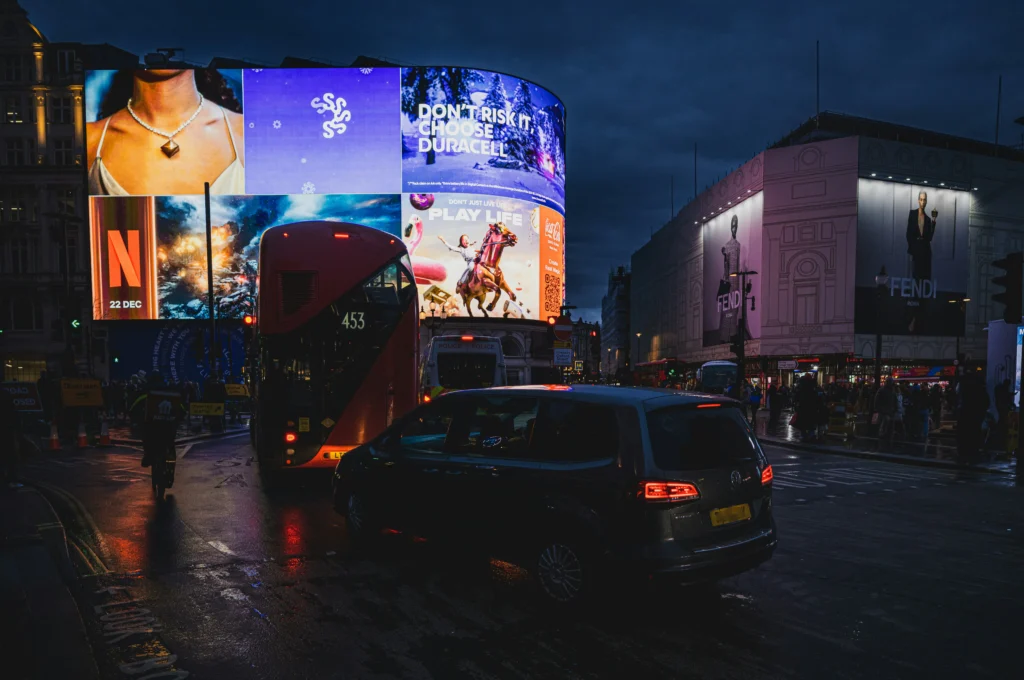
[97,418,111,448]
[49,419,61,451]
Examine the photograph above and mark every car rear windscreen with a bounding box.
[646,405,758,471]
[436,352,498,389]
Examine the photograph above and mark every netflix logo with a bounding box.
[89,197,159,320]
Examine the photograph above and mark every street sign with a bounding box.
[224,383,249,397]
[553,316,572,342]
[778,360,798,370]
[61,378,103,407]
[553,347,573,366]
[554,340,571,349]
[190,402,225,416]
[0,382,42,411]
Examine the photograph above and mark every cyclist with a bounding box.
[130,372,185,469]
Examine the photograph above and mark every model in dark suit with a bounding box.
[906,191,937,280]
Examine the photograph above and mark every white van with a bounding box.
[421,335,506,402]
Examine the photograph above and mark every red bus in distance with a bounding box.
[248,221,419,479]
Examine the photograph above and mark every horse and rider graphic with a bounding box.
[448,222,519,317]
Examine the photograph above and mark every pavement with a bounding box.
[10,435,1023,679]
[759,409,1017,477]
[0,483,99,680]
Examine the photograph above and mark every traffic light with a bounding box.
[992,252,1023,324]
[69,318,84,351]
[729,333,743,358]
[242,315,256,346]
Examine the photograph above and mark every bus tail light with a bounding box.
[641,481,700,502]
[423,393,432,403]
[333,232,350,239]
[284,432,297,443]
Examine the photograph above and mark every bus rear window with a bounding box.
[437,353,498,390]
[646,405,758,471]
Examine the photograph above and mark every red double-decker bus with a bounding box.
[248,221,419,479]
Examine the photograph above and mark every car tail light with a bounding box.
[333,232,349,239]
[284,432,297,443]
[761,465,773,485]
[460,335,474,341]
[697,403,721,409]
[641,481,700,502]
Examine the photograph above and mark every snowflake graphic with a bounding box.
[359,67,373,75]
[251,68,263,73]
[248,122,254,128]
[300,158,307,164]
[272,120,281,129]
[301,182,316,194]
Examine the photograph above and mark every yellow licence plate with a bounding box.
[710,504,752,527]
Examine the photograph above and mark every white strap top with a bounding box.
[88,105,244,196]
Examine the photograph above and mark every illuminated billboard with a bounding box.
[84,67,566,322]
[702,192,763,347]
[854,179,970,335]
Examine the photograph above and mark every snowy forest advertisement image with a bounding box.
[85,66,567,323]
[401,68,566,212]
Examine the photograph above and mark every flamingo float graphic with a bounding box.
[403,216,447,285]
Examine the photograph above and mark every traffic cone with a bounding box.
[76,420,88,448]
[48,419,61,451]
[97,418,111,448]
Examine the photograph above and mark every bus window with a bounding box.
[437,353,499,390]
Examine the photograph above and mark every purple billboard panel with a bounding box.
[702,192,763,347]
[243,68,401,195]
[401,68,566,213]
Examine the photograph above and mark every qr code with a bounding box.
[544,274,562,314]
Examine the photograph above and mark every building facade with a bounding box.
[569,318,600,379]
[600,266,630,378]
[631,113,1024,383]
[0,0,137,381]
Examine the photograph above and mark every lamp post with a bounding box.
[635,332,642,368]
[419,300,448,331]
[730,270,758,392]
[874,266,889,385]
[948,296,970,391]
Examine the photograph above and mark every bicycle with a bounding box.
[150,441,177,500]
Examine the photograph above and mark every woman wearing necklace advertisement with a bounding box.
[87,69,245,196]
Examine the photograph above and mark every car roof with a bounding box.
[446,384,736,408]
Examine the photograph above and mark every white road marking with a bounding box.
[177,444,193,459]
[207,540,237,556]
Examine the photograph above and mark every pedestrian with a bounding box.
[795,374,819,442]
[0,389,23,488]
[768,383,781,431]
[874,380,897,450]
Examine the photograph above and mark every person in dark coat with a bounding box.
[906,190,937,280]
[794,375,819,441]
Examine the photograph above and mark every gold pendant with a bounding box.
[161,139,180,158]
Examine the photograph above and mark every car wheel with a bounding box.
[535,538,591,605]
[345,490,379,545]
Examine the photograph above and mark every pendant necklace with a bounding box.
[126,94,205,158]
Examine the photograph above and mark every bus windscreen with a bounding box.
[437,353,498,390]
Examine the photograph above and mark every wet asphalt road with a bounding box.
[23,437,1023,680]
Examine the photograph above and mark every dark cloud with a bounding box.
[25,0,1023,323]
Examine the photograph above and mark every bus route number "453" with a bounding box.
[341,311,366,330]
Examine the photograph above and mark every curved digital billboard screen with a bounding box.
[84,67,565,322]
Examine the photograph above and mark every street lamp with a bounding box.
[949,296,971,388]
[874,266,889,385]
[635,332,642,368]
[419,300,448,331]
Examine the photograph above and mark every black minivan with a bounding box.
[332,385,776,603]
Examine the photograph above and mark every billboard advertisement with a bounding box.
[84,67,566,322]
[400,68,566,212]
[401,193,564,320]
[854,180,970,335]
[702,192,763,347]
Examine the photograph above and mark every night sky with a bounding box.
[27,0,1023,323]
